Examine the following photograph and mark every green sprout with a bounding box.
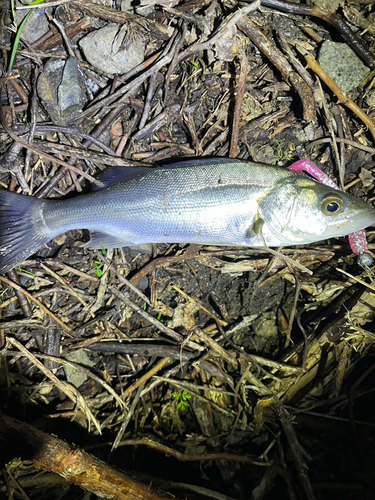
[361,69,375,87]
[10,0,16,25]
[190,60,200,70]
[243,96,255,114]
[22,0,47,5]
[271,139,293,165]
[172,390,191,411]
[16,267,36,277]
[93,261,104,278]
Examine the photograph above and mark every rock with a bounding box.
[79,24,145,76]
[318,41,369,92]
[64,349,95,388]
[252,311,278,338]
[37,57,86,125]
[15,3,50,44]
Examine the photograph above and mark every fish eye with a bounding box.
[320,194,344,216]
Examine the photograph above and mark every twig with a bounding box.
[238,16,317,123]
[118,437,271,466]
[122,359,170,401]
[97,252,151,307]
[3,350,127,411]
[284,274,301,347]
[308,137,375,155]
[304,52,375,141]
[250,0,375,68]
[229,57,248,158]
[176,2,261,65]
[193,327,238,368]
[78,31,180,121]
[0,275,72,333]
[0,93,104,187]
[47,260,99,282]
[108,285,203,351]
[171,285,227,326]
[336,267,375,292]
[112,383,144,450]
[138,70,158,130]
[0,414,169,500]
[4,338,101,433]
[130,244,202,285]
[6,269,32,317]
[40,263,92,311]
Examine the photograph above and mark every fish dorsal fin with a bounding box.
[92,166,153,190]
[92,159,244,190]
[163,158,243,169]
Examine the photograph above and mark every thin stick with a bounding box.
[108,285,203,351]
[229,57,248,158]
[121,358,171,400]
[336,267,375,292]
[305,53,375,141]
[118,437,270,466]
[0,275,72,333]
[40,263,92,312]
[171,285,227,326]
[0,92,104,187]
[5,337,101,433]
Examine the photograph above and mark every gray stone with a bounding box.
[252,311,278,338]
[318,41,369,92]
[79,24,145,76]
[64,349,95,388]
[15,3,50,44]
[37,57,86,125]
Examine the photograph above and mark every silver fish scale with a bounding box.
[43,162,290,246]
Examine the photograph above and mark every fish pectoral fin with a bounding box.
[245,218,264,239]
[83,231,136,249]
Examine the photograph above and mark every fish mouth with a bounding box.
[324,211,375,238]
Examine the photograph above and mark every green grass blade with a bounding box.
[8,9,32,74]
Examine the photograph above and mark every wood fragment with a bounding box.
[238,16,317,123]
[118,437,271,466]
[304,52,375,141]
[0,275,72,333]
[229,57,248,158]
[0,414,171,500]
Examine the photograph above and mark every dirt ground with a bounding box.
[1,1,375,499]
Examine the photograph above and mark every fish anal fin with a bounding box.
[83,231,135,249]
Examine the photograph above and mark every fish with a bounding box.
[1,158,375,274]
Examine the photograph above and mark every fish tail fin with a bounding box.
[0,190,51,274]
